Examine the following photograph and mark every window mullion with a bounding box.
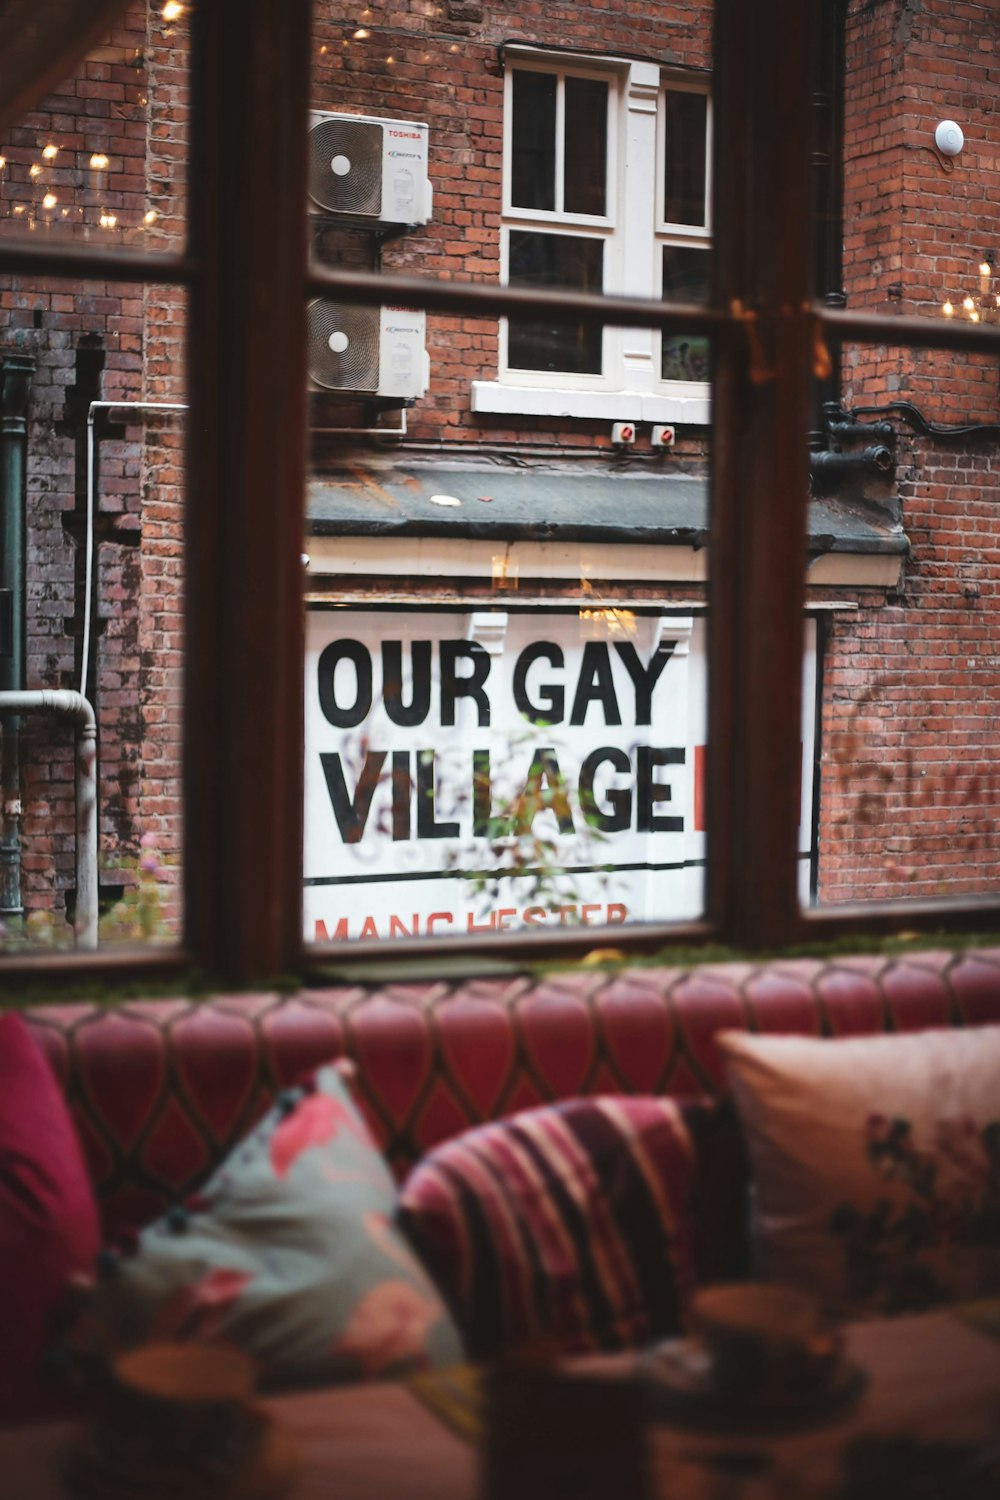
[185,0,311,983]
[554,74,566,214]
[707,0,819,948]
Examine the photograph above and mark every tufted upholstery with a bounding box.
[20,947,1000,1242]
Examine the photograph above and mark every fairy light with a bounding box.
[963,295,975,312]
[353,28,370,38]
[143,208,158,224]
[42,143,58,159]
[162,1,183,20]
[942,299,954,317]
[90,153,110,171]
[100,211,117,228]
[42,192,57,209]
[29,163,41,178]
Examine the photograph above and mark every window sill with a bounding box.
[470,382,711,425]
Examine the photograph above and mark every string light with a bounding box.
[42,192,57,209]
[942,253,997,323]
[143,209,158,224]
[353,28,370,38]
[29,163,41,178]
[162,2,183,19]
[42,144,58,159]
[89,153,110,171]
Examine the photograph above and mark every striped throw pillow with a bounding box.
[397,1096,703,1359]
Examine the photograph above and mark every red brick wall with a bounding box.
[817,0,1000,903]
[310,1,709,460]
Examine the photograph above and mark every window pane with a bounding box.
[808,342,1000,910]
[661,245,710,381]
[507,231,604,374]
[306,13,713,953]
[511,70,556,212]
[0,10,191,960]
[0,281,187,957]
[0,13,189,253]
[663,89,707,227]
[564,77,608,217]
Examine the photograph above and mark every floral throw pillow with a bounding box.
[93,1066,462,1389]
[719,1025,1000,1317]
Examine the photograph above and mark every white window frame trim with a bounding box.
[474,51,712,425]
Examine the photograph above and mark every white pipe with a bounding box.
[83,401,187,695]
[0,690,97,950]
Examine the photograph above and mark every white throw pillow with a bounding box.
[718,1026,1000,1317]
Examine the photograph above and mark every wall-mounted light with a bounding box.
[935,120,964,156]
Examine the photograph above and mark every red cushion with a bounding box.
[0,1014,100,1420]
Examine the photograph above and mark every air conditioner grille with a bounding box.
[307,301,380,392]
[308,117,382,217]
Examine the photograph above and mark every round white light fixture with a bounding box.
[935,120,964,156]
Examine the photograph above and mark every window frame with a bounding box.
[3,0,1000,991]
[500,57,620,388]
[655,75,712,394]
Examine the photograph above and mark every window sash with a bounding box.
[4,0,1000,987]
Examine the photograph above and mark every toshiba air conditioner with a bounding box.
[306,300,429,400]
[308,111,433,226]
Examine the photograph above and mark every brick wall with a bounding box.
[817,0,1000,903]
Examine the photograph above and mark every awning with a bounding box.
[306,460,908,588]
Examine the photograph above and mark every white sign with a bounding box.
[304,608,817,941]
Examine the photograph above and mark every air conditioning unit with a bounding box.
[308,111,433,226]
[307,300,429,400]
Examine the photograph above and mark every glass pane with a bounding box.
[564,77,608,217]
[507,231,604,374]
[662,88,707,227]
[807,339,1000,909]
[661,245,710,381]
[0,283,187,956]
[0,10,190,253]
[511,70,556,212]
[305,9,713,952]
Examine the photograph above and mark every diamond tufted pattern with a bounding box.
[20,948,1000,1243]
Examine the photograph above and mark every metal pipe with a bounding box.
[0,353,35,924]
[810,444,894,481]
[0,690,97,949]
[84,400,187,695]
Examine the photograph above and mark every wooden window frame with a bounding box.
[2,0,999,990]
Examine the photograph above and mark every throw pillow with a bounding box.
[0,1013,100,1421]
[398,1095,703,1359]
[718,1025,1000,1317]
[94,1065,463,1389]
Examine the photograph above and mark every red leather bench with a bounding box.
[22,947,1000,1243]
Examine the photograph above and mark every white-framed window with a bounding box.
[500,59,619,385]
[657,79,712,386]
[472,51,712,424]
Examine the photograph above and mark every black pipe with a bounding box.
[809,444,895,492]
[826,419,896,439]
[0,352,35,926]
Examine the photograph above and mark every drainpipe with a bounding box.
[0,690,98,949]
[0,353,35,927]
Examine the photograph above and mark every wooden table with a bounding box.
[2,1308,998,1500]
